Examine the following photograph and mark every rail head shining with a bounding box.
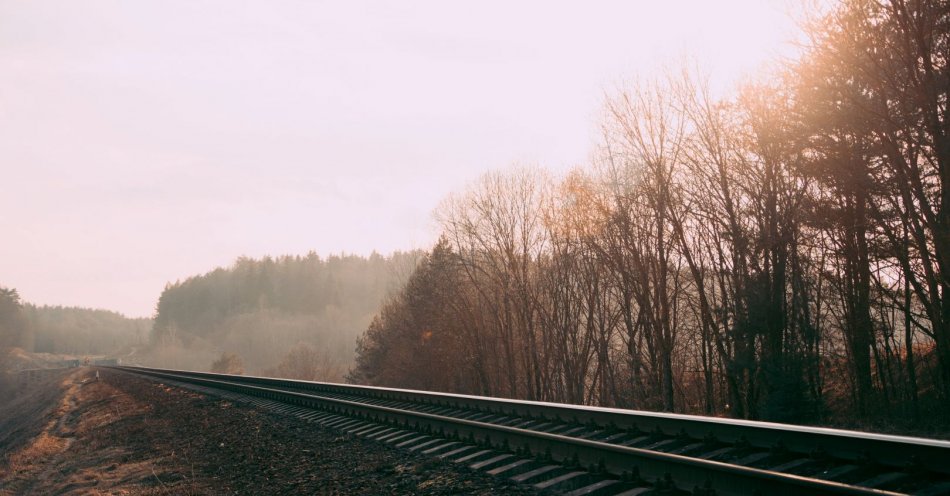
[116,366,915,496]
[115,365,950,476]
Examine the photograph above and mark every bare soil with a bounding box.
[0,368,537,495]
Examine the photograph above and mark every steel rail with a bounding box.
[118,365,950,475]
[112,366,946,496]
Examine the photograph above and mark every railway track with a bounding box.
[112,365,950,495]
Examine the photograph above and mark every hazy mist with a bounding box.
[0,0,803,316]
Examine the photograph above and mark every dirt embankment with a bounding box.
[0,368,189,495]
[0,368,535,495]
[0,368,72,483]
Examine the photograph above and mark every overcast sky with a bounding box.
[1,1,806,317]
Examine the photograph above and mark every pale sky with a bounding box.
[1,1,807,317]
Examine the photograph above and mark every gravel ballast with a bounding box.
[2,368,540,495]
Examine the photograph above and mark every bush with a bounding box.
[210,352,244,375]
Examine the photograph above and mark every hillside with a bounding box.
[147,251,421,375]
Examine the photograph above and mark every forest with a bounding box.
[0,286,150,396]
[1,0,946,433]
[350,0,950,430]
[148,251,420,378]
[0,287,149,357]
[1,251,418,382]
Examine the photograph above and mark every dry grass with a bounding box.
[0,369,193,495]
[6,368,537,495]
[0,372,68,452]
[4,431,70,473]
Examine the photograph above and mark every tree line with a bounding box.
[150,251,421,376]
[351,0,950,428]
[1,250,421,381]
[0,286,148,357]
[1,285,149,396]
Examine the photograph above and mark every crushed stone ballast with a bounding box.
[110,366,950,496]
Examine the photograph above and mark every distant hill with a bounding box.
[22,305,150,356]
[148,251,421,374]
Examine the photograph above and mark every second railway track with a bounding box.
[112,365,950,496]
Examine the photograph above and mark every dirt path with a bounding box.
[0,368,536,495]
